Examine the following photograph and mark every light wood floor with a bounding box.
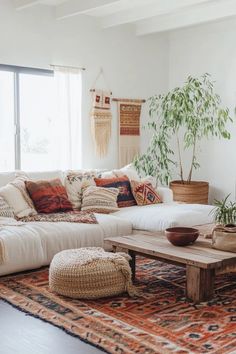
[0,300,103,354]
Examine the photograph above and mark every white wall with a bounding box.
[168,18,236,202]
[0,0,169,170]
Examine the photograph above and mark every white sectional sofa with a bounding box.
[0,170,215,276]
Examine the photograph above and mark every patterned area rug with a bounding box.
[0,257,236,354]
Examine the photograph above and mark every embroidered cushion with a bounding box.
[64,171,99,210]
[130,180,162,206]
[81,186,119,214]
[25,178,73,214]
[94,176,136,208]
[0,196,15,218]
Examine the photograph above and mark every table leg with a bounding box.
[186,265,215,303]
[128,250,136,282]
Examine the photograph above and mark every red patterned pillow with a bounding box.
[130,180,162,206]
[25,179,73,214]
[94,176,136,208]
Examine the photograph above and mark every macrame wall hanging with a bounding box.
[113,98,146,168]
[90,68,112,157]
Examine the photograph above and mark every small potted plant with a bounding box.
[134,73,233,204]
[211,195,236,252]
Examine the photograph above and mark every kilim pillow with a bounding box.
[25,178,73,214]
[64,171,99,210]
[94,176,137,208]
[0,196,15,218]
[81,186,119,214]
[130,180,162,206]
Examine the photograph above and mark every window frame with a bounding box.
[0,64,54,169]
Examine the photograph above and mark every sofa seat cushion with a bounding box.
[0,214,132,276]
[113,203,215,232]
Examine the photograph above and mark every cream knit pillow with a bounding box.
[0,196,15,218]
[81,186,119,214]
[0,177,37,218]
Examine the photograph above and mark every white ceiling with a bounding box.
[13,0,236,35]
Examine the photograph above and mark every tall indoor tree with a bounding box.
[134,73,233,202]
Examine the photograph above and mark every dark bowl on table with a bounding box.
[165,227,199,246]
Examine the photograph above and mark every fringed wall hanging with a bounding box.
[90,69,112,157]
[113,98,146,168]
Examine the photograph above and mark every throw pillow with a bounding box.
[0,196,15,218]
[0,179,37,219]
[25,178,73,214]
[64,170,98,210]
[10,175,37,212]
[130,180,162,206]
[94,176,136,208]
[81,186,119,214]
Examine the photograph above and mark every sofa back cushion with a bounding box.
[94,176,136,208]
[0,171,62,188]
[81,186,119,214]
[25,178,73,214]
[113,163,140,181]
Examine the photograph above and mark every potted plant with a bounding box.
[211,195,236,252]
[134,73,233,204]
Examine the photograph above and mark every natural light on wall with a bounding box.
[0,65,82,172]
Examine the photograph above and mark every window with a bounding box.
[0,64,56,171]
[0,70,15,171]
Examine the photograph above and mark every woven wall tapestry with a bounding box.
[90,90,112,157]
[114,98,145,168]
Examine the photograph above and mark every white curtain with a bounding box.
[53,66,82,170]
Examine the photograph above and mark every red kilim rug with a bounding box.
[0,257,236,354]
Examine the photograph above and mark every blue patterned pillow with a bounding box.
[94,176,137,208]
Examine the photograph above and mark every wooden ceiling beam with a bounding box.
[136,0,236,35]
[56,0,119,20]
[14,0,42,10]
[102,0,212,28]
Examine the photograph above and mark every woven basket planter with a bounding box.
[169,180,209,204]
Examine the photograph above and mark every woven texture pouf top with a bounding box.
[49,247,136,299]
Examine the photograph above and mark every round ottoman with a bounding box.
[49,247,136,299]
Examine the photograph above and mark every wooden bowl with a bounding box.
[165,227,199,246]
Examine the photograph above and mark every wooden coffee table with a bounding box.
[105,230,236,303]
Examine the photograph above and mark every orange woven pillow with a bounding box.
[25,178,73,214]
[130,180,162,206]
[94,175,136,208]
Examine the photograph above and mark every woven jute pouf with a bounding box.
[49,247,137,299]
